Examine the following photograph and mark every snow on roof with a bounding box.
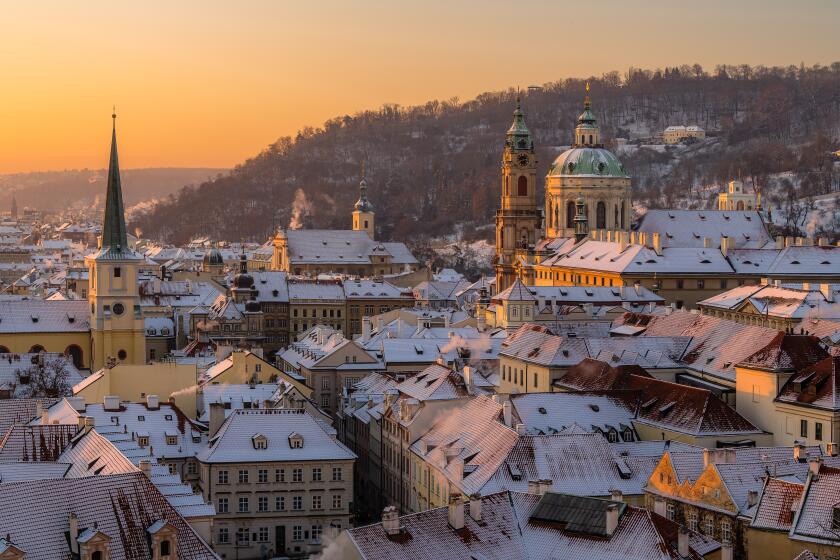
[343,279,410,299]
[394,364,470,402]
[252,270,290,302]
[776,356,840,411]
[288,279,346,300]
[729,246,840,277]
[637,210,770,249]
[511,392,636,436]
[0,300,89,333]
[197,409,355,463]
[750,476,804,532]
[284,229,416,264]
[0,472,217,559]
[500,325,590,367]
[791,464,840,545]
[347,490,707,560]
[198,382,279,421]
[700,283,840,321]
[0,397,59,436]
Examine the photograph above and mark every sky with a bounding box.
[1,0,838,174]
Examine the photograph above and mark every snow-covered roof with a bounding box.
[197,408,355,463]
[0,300,89,333]
[198,382,279,421]
[283,229,417,265]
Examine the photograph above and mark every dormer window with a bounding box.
[252,434,268,450]
[288,432,304,449]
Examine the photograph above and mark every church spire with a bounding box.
[506,95,533,152]
[354,161,373,212]
[575,83,600,147]
[101,110,128,252]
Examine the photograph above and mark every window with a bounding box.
[697,279,705,289]
[256,527,269,542]
[239,469,249,484]
[217,497,229,513]
[312,524,323,542]
[218,470,229,484]
[293,496,303,510]
[517,175,528,196]
[166,435,177,445]
[666,502,675,520]
[218,528,229,544]
[720,279,727,290]
[721,520,731,543]
[332,467,343,481]
[801,419,808,438]
[293,468,303,482]
[236,527,249,545]
[293,525,303,541]
[687,511,698,531]
[332,494,343,509]
[596,201,606,229]
[258,469,268,483]
[238,496,249,512]
[816,422,823,441]
[138,436,149,447]
[187,461,197,475]
[114,267,121,278]
[312,495,322,510]
[676,279,684,290]
[276,496,286,511]
[275,468,285,482]
[258,496,269,512]
[704,516,715,536]
[321,378,330,390]
[312,467,322,482]
[168,463,177,475]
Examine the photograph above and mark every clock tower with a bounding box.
[494,97,539,292]
[85,112,146,371]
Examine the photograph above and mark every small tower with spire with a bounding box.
[84,110,146,371]
[352,163,375,238]
[495,95,539,292]
[575,83,601,147]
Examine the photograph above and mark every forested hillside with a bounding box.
[134,63,840,245]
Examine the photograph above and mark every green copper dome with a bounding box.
[547,147,628,178]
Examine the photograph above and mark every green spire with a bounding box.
[506,96,533,152]
[577,82,598,127]
[101,110,128,252]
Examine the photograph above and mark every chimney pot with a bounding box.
[809,456,823,477]
[527,480,541,495]
[448,493,465,530]
[146,394,160,410]
[677,526,689,557]
[605,503,619,537]
[469,493,482,522]
[502,401,512,428]
[382,506,401,536]
[610,489,623,503]
[827,442,838,457]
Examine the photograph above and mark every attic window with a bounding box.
[723,362,732,368]
[252,434,268,450]
[538,407,547,415]
[288,433,304,449]
[588,404,600,412]
[790,261,800,265]
[641,397,658,409]
[506,461,522,480]
[31,316,39,323]
[137,415,145,421]
[562,350,569,357]
[165,414,173,421]
[699,259,712,264]
[658,402,675,415]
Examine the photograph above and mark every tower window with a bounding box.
[596,202,606,229]
[118,349,127,360]
[517,176,528,196]
[114,267,121,278]
[567,201,576,229]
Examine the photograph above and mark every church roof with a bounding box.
[548,147,628,178]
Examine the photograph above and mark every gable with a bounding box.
[314,341,378,368]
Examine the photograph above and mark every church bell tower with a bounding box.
[85,112,146,370]
[494,97,539,293]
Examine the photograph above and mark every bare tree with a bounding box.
[15,356,72,398]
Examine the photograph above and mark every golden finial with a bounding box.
[585,82,590,93]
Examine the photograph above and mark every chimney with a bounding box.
[527,480,541,495]
[703,448,711,467]
[677,526,689,557]
[776,235,784,250]
[103,395,120,411]
[747,490,759,507]
[448,493,464,530]
[802,282,811,292]
[827,442,837,457]
[539,479,554,495]
[720,235,731,257]
[629,231,636,245]
[209,402,226,437]
[610,489,623,503]
[809,456,823,477]
[794,442,804,462]
[619,231,628,252]
[703,237,711,248]
[633,281,641,296]
[721,543,734,560]
[84,416,95,434]
[69,513,79,555]
[361,317,371,341]
[502,401,512,428]
[785,236,794,248]
[818,237,828,247]
[449,456,464,482]
[821,284,834,303]
[382,506,401,536]
[469,493,482,522]
[443,315,450,329]
[653,496,666,517]
[605,503,619,537]
[652,232,662,256]
[139,459,152,478]
[146,394,160,410]
[515,423,527,435]
[77,415,87,432]
[463,366,473,389]
[67,396,86,412]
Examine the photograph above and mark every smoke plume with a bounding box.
[289,188,312,230]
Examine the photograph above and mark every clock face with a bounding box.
[517,154,529,167]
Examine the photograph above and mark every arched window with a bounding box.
[65,345,83,369]
[117,349,127,361]
[614,205,619,227]
[92,552,102,560]
[736,200,745,210]
[596,201,606,229]
[554,205,560,229]
[517,176,528,196]
[620,201,626,229]
[567,201,576,229]
[29,345,45,354]
[588,134,593,145]
[504,175,509,196]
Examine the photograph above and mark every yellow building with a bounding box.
[203,350,311,398]
[663,125,705,144]
[718,180,759,211]
[84,113,146,371]
[72,361,198,415]
[352,170,375,238]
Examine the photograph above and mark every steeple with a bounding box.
[101,110,128,252]
[354,162,373,213]
[575,83,601,147]
[505,96,533,152]
[352,162,375,237]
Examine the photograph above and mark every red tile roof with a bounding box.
[776,356,840,411]
[750,477,804,532]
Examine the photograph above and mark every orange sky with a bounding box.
[1,0,838,174]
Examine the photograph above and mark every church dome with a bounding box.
[203,246,223,266]
[547,147,628,179]
[231,253,254,290]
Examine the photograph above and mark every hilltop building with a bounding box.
[718,179,759,211]
[663,125,705,144]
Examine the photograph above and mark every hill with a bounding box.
[0,168,225,214]
[133,63,840,245]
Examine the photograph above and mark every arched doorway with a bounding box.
[29,344,45,354]
[736,200,745,210]
[65,345,83,369]
[596,202,606,229]
[517,176,528,196]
